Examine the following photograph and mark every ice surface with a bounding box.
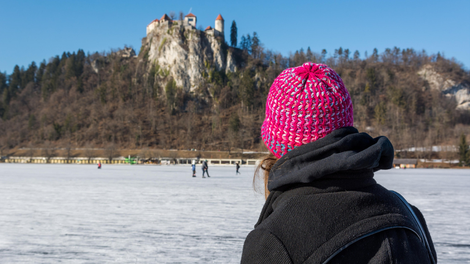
[0,164,469,263]
[0,164,264,263]
[375,169,470,263]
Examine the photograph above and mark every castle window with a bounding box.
[188,18,193,21]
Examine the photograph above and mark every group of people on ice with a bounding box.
[191,160,241,178]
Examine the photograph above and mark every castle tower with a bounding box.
[215,14,224,38]
[159,14,172,27]
[184,13,197,27]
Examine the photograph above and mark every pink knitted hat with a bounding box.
[261,62,353,158]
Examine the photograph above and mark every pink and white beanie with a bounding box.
[261,62,354,158]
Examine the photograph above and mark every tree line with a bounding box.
[0,28,469,162]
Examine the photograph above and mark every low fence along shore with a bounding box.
[2,156,259,166]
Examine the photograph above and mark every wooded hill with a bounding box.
[1,35,469,159]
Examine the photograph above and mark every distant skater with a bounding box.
[236,162,240,174]
[191,160,196,177]
[202,160,210,178]
[97,162,101,169]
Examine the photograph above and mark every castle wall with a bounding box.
[146,22,157,35]
[160,20,171,27]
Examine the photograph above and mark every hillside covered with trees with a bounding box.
[1,28,469,160]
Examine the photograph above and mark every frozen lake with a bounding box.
[0,164,469,263]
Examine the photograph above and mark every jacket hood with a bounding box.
[268,127,394,191]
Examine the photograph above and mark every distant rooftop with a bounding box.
[147,18,159,26]
[160,14,171,21]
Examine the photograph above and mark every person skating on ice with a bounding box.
[202,159,210,178]
[236,162,240,174]
[191,160,196,177]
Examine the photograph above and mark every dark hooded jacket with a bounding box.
[241,127,437,264]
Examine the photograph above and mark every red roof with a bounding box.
[160,14,171,21]
[185,13,196,17]
[205,26,212,31]
[216,14,224,21]
[147,18,159,26]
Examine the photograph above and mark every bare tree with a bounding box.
[152,149,162,159]
[179,11,184,22]
[27,142,35,161]
[169,11,176,20]
[65,141,72,163]
[104,143,118,162]
[139,147,152,161]
[0,138,6,157]
[84,143,94,162]
[168,150,178,164]
[186,101,196,148]
[42,141,55,162]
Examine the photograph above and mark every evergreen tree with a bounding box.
[65,53,77,79]
[230,20,238,47]
[240,35,247,51]
[0,71,7,117]
[246,34,252,54]
[251,32,260,58]
[299,48,306,64]
[353,50,360,60]
[321,49,327,62]
[229,113,240,132]
[0,72,7,95]
[2,88,10,108]
[306,47,313,62]
[44,56,61,94]
[60,52,68,64]
[23,62,37,87]
[240,69,254,107]
[36,60,46,85]
[458,134,469,166]
[9,65,21,97]
[344,49,350,60]
[75,49,85,77]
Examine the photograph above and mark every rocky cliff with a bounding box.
[418,64,470,110]
[141,23,239,92]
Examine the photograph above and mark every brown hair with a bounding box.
[253,153,279,199]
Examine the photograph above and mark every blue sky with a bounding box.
[1,0,469,74]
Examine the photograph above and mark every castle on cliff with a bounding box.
[146,13,225,38]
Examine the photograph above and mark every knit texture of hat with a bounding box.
[261,62,353,158]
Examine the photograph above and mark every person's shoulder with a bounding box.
[241,228,292,264]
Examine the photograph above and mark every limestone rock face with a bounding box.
[143,24,237,92]
[452,85,470,110]
[418,65,470,110]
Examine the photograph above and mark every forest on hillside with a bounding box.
[1,31,469,160]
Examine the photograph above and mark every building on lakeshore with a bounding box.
[393,159,418,168]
